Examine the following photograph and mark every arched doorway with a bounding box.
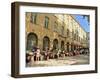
[61,41,64,50]
[74,45,76,50]
[27,33,38,51]
[53,39,58,50]
[71,43,74,51]
[43,36,50,50]
[67,42,69,52]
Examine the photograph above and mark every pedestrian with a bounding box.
[57,49,61,58]
[44,47,49,60]
[32,46,37,53]
[35,48,41,61]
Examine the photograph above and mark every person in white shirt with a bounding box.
[36,48,41,61]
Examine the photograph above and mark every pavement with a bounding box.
[26,54,89,67]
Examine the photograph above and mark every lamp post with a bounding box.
[82,15,90,25]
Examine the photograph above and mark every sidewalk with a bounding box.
[26,54,89,67]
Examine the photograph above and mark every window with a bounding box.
[44,16,49,28]
[67,29,69,37]
[26,12,28,17]
[54,21,58,32]
[30,13,37,24]
[72,30,74,40]
[79,37,80,42]
[78,36,79,42]
[74,33,76,40]
[61,26,64,35]
[76,30,78,41]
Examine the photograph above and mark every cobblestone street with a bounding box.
[26,54,89,67]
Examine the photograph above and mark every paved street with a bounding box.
[26,54,89,67]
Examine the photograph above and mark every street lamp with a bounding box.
[82,15,90,25]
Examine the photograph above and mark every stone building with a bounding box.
[26,12,88,52]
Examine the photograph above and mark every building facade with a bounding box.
[26,12,88,52]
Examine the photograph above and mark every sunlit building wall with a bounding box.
[26,12,88,52]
